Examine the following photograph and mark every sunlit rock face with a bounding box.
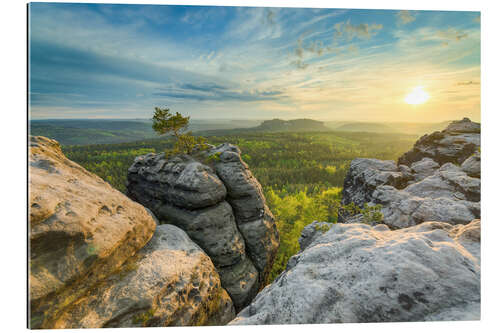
[231,219,480,325]
[126,143,279,311]
[29,136,234,329]
[29,136,157,328]
[340,118,480,229]
[52,224,235,328]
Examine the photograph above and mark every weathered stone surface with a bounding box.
[341,120,480,228]
[372,186,477,229]
[152,201,246,268]
[209,143,279,281]
[52,224,235,328]
[341,158,406,208]
[298,221,333,251]
[127,154,226,209]
[218,256,260,309]
[29,136,157,328]
[410,157,439,181]
[398,118,480,166]
[231,220,480,325]
[461,151,480,178]
[126,143,279,310]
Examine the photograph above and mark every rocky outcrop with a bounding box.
[30,136,157,328]
[29,136,234,328]
[231,219,480,324]
[398,118,480,166]
[52,225,234,328]
[341,118,480,229]
[126,143,279,310]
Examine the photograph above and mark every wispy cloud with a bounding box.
[457,80,480,85]
[333,20,383,41]
[153,82,286,102]
[396,10,416,25]
[28,4,480,122]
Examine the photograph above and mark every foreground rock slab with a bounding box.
[29,136,157,328]
[53,225,235,328]
[29,136,235,328]
[231,220,480,325]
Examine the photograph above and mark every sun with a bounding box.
[405,86,430,105]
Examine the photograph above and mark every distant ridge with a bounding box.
[325,120,454,135]
[332,122,395,133]
[254,118,330,132]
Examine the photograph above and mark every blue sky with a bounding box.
[28,3,480,121]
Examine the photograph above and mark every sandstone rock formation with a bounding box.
[126,143,279,310]
[231,219,480,324]
[341,118,480,229]
[29,136,234,328]
[53,225,234,328]
[398,118,480,166]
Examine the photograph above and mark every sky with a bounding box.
[28,3,480,122]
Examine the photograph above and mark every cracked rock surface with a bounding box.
[340,118,480,229]
[29,136,234,328]
[127,143,279,310]
[231,220,480,324]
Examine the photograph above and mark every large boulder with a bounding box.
[230,220,480,324]
[341,119,480,229]
[126,143,279,310]
[29,136,235,328]
[29,136,157,328]
[398,118,480,166]
[52,225,235,328]
[340,159,408,208]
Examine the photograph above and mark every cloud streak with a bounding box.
[153,82,286,102]
[334,20,383,41]
[28,4,480,122]
[396,11,416,25]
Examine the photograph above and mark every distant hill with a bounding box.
[30,117,459,146]
[325,120,454,135]
[30,119,156,145]
[332,122,395,133]
[29,119,261,145]
[254,119,330,132]
[199,118,332,136]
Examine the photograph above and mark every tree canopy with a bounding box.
[152,107,208,155]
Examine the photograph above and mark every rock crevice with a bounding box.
[126,143,279,310]
[29,136,236,328]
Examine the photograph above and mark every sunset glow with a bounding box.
[405,86,430,105]
[28,4,480,122]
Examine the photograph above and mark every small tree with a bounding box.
[152,107,209,156]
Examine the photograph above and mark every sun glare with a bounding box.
[405,86,430,105]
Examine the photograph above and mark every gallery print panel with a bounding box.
[28,2,480,329]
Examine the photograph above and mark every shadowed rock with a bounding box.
[126,143,279,310]
[208,143,280,281]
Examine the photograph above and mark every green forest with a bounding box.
[62,130,416,283]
